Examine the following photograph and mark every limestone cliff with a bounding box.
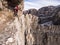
[0,0,24,45]
[23,6,60,45]
[0,0,60,45]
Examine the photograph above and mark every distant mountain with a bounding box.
[23,9,38,15]
[23,5,60,25]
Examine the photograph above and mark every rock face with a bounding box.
[0,0,24,45]
[0,0,60,45]
[23,5,60,45]
[24,14,60,45]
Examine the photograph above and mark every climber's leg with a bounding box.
[15,12,17,16]
[14,10,18,17]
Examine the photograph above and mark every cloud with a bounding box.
[24,0,60,10]
[24,1,41,10]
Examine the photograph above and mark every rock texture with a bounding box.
[23,14,60,45]
[0,0,60,45]
[23,5,60,25]
[23,5,60,45]
[0,0,24,45]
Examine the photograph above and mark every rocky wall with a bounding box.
[0,0,24,45]
[24,14,60,45]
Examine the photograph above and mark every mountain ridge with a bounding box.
[23,5,60,25]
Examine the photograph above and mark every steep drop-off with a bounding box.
[23,6,60,45]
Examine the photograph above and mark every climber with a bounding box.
[14,5,18,16]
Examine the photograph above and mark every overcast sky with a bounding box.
[24,0,60,10]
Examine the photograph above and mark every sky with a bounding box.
[24,0,60,10]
